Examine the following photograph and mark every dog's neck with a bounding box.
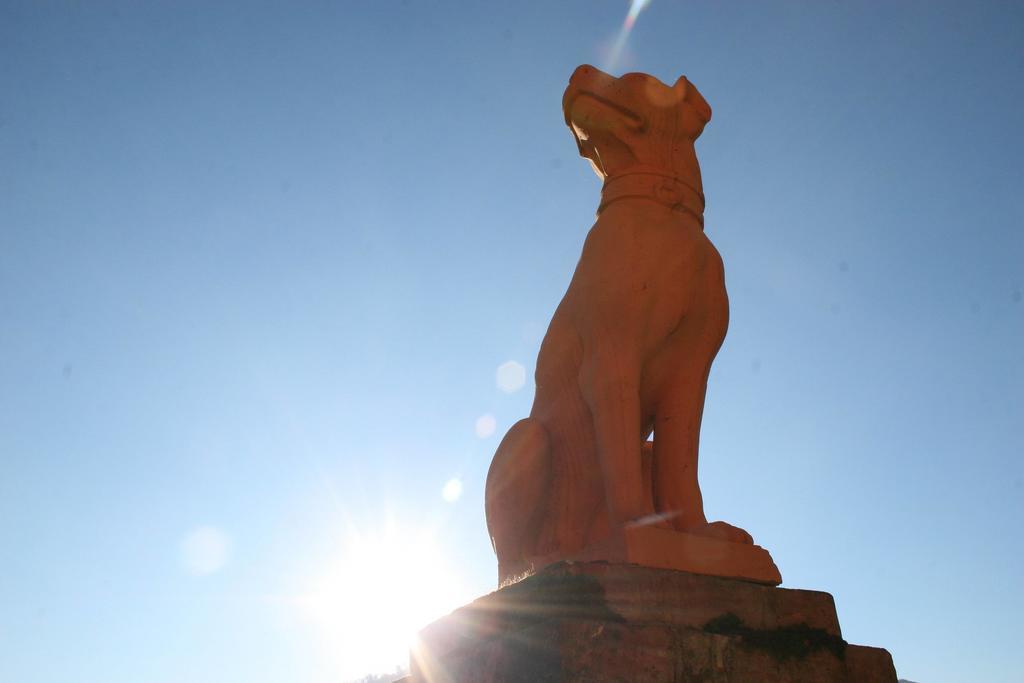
[597,167,705,227]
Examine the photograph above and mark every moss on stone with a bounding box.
[703,612,847,662]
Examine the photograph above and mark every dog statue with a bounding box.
[484,65,777,585]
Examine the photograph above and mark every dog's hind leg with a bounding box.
[484,418,551,582]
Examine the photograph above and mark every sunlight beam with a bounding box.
[605,0,655,71]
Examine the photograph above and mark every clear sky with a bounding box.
[1,2,1021,681]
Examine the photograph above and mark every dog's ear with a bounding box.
[673,76,711,139]
[674,76,712,124]
[672,75,689,100]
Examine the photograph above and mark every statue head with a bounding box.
[562,65,712,189]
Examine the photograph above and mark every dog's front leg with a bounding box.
[579,347,648,528]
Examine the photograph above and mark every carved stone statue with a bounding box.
[411,66,895,683]
[484,65,780,586]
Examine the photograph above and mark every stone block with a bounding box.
[410,562,895,683]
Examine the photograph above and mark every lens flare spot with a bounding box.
[180,526,230,576]
[442,478,463,503]
[475,413,497,438]
[496,361,526,393]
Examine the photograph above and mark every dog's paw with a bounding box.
[690,520,754,545]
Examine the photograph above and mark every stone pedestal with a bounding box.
[409,562,895,682]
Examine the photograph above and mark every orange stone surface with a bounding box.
[485,65,778,585]
[531,524,783,586]
[433,64,899,683]
[410,563,896,683]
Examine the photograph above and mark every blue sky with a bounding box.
[1,1,1021,681]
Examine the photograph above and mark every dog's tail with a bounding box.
[484,418,550,582]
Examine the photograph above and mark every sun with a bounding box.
[293,521,471,681]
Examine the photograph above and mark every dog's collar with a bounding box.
[598,171,705,226]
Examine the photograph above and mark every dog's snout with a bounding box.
[570,64,596,82]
